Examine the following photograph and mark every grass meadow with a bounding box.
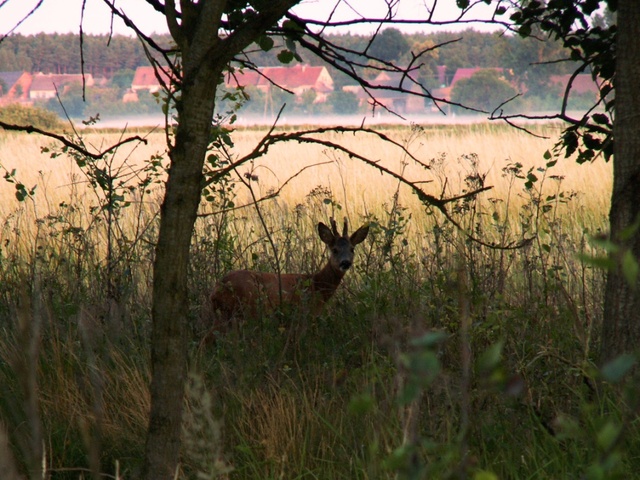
[1,121,637,479]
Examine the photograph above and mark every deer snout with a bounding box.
[339,260,352,271]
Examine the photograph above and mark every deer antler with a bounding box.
[330,217,339,236]
[342,217,348,237]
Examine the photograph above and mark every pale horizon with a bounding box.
[0,0,502,38]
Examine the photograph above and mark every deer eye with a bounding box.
[332,248,339,254]
[350,248,355,253]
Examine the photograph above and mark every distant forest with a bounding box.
[0,29,574,90]
[0,29,592,119]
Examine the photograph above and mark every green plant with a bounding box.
[0,104,63,130]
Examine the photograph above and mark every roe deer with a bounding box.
[205,217,369,338]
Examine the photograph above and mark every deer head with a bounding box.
[317,217,369,273]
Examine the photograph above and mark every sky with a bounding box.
[0,0,501,38]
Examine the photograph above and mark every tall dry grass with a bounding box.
[0,122,612,277]
[0,121,626,479]
[0,122,612,221]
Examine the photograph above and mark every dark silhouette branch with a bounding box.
[0,121,147,159]
[198,160,333,218]
[203,119,530,250]
[0,0,44,43]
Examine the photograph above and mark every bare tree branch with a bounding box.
[0,0,44,43]
[0,121,147,159]
[203,119,531,249]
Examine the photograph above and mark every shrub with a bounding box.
[328,90,360,115]
[0,104,63,130]
[451,69,520,114]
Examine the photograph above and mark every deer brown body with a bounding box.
[205,218,369,337]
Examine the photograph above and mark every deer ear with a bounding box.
[350,224,370,245]
[317,222,335,245]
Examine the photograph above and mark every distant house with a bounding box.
[130,66,171,94]
[128,64,334,104]
[345,71,425,114]
[29,73,94,100]
[549,74,601,97]
[227,65,334,102]
[450,67,496,86]
[432,67,508,103]
[0,71,32,105]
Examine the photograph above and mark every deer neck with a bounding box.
[311,261,345,301]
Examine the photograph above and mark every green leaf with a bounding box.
[277,49,295,64]
[588,235,619,253]
[563,130,579,157]
[384,444,414,471]
[348,393,374,415]
[600,353,636,383]
[576,253,615,271]
[398,377,421,405]
[407,350,440,376]
[256,35,274,52]
[619,216,640,241]
[621,249,639,286]
[596,421,621,451]
[592,113,610,125]
[477,341,503,374]
[585,464,605,480]
[518,23,532,37]
[554,414,581,441]
[474,471,499,480]
[410,331,448,348]
[456,0,470,8]
[282,19,304,37]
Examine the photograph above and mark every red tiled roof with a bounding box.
[450,67,503,87]
[227,65,332,92]
[0,71,24,91]
[30,73,93,91]
[226,69,264,88]
[549,74,600,95]
[267,65,323,88]
[131,66,171,88]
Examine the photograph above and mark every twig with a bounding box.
[0,120,147,159]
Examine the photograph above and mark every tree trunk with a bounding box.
[601,0,640,362]
[141,55,224,480]
[138,2,304,477]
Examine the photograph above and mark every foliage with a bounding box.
[0,0,626,478]
[41,84,165,118]
[1,131,637,478]
[0,32,159,77]
[451,69,519,113]
[0,103,62,130]
[369,27,411,62]
[327,89,360,114]
[110,68,136,91]
[508,0,616,164]
[1,30,573,107]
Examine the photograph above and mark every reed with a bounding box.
[1,122,631,479]
[0,123,611,220]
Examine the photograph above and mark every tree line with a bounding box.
[1,27,589,118]
[0,28,574,91]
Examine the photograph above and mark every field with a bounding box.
[1,121,637,479]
